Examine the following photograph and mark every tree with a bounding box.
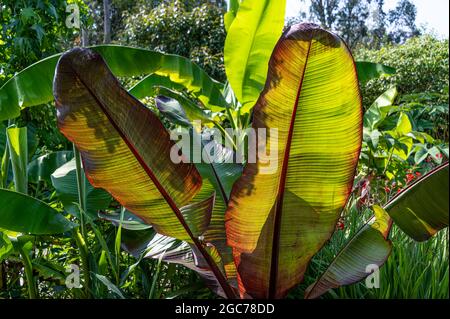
[309,0,340,29]
[299,0,420,49]
[336,0,370,49]
[366,0,388,49]
[117,0,227,81]
[0,0,81,84]
[103,0,111,43]
[388,0,420,43]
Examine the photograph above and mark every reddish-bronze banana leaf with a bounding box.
[386,161,449,241]
[225,23,362,299]
[53,48,236,298]
[305,162,448,299]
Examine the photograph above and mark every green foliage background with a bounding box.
[356,36,449,108]
[0,0,448,300]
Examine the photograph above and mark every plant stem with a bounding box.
[148,255,163,299]
[0,146,9,188]
[213,122,237,151]
[74,228,91,298]
[115,207,125,285]
[17,245,37,299]
[73,144,91,298]
[382,147,395,176]
[73,145,87,238]
[225,107,237,131]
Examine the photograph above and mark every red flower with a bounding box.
[406,173,415,183]
[397,188,403,194]
[384,186,390,192]
[436,153,442,159]
[337,221,345,230]
[415,172,422,177]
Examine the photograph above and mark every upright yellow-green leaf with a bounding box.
[224,0,240,32]
[224,0,286,112]
[387,112,413,161]
[6,126,28,194]
[225,23,362,299]
[363,87,398,130]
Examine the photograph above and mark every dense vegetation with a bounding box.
[0,0,448,299]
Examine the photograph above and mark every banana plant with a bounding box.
[0,0,432,300]
[49,18,417,299]
[0,123,76,298]
[305,161,449,298]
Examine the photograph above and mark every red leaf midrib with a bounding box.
[268,37,313,299]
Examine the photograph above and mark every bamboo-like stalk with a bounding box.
[17,245,37,299]
[73,145,87,237]
[72,145,91,298]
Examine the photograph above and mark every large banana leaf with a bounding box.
[386,161,449,241]
[128,74,185,100]
[0,54,59,120]
[0,46,227,121]
[355,61,395,85]
[54,47,204,241]
[225,23,362,299]
[224,0,286,112]
[304,206,392,299]
[305,162,449,298]
[28,151,73,183]
[0,189,76,234]
[51,158,111,219]
[53,48,235,298]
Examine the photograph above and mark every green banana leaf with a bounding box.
[51,158,112,220]
[305,206,392,299]
[386,162,449,241]
[224,0,240,32]
[355,61,396,85]
[0,45,227,121]
[224,0,286,112]
[0,188,76,234]
[28,151,73,183]
[6,125,28,194]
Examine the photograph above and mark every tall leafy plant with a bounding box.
[0,0,446,299]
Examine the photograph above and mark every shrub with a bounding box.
[355,36,449,108]
[118,0,226,81]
